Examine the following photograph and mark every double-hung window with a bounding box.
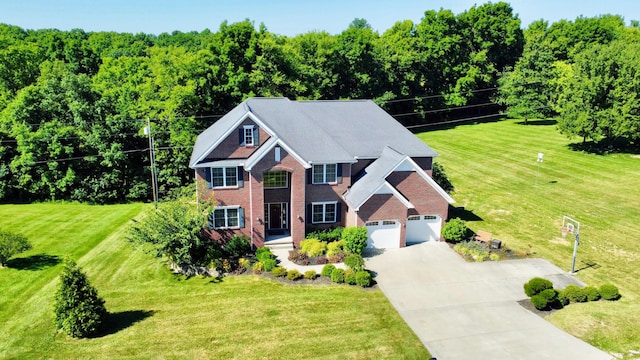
[243,125,255,146]
[312,164,337,184]
[312,202,337,223]
[211,207,243,229]
[211,167,238,188]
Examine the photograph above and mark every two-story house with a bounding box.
[189,98,454,249]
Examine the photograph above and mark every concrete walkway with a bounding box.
[364,241,613,360]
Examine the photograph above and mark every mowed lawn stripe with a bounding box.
[421,119,640,355]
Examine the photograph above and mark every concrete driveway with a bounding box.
[364,242,613,360]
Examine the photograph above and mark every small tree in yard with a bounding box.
[342,227,368,255]
[442,218,469,243]
[53,259,107,338]
[432,162,454,193]
[0,230,32,267]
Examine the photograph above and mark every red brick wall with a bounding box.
[205,119,270,160]
[305,164,351,233]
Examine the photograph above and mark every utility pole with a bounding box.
[144,118,158,209]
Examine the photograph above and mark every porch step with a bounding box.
[265,242,294,251]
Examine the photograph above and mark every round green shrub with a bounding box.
[583,286,601,302]
[539,288,558,301]
[342,227,368,255]
[355,270,373,287]
[286,269,302,281]
[442,218,468,243]
[262,258,277,272]
[255,247,275,262]
[562,285,587,303]
[599,284,621,301]
[321,264,336,277]
[271,266,287,277]
[331,268,345,283]
[531,294,549,310]
[523,277,553,297]
[304,270,317,280]
[489,253,500,261]
[326,240,345,257]
[300,238,327,257]
[0,230,32,266]
[344,253,365,271]
[344,269,357,285]
[556,292,570,307]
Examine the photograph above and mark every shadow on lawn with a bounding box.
[449,206,483,222]
[515,119,557,126]
[568,140,640,155]
[7,254,60,270]
[93,310,155,338]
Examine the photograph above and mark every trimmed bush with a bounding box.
[563,285,587,303]
[344,269,357,285]
[524,277,553,297]
[583,286,601,301]
[238,257,251,269]
[355,270,373,287]
[326,240,345,257]
[342,227,368,255]
[263,258,277,272]
[288,249,308,263]
[327,253,346,263]
[53,259,107,338]
[321,264,336,277]
[255,247,275,262]
[252,261,264,273]
[0,230,32,266]
[286,269,302,281]
[307,227,344,242]
[441,218,468,243]
[531,294,549,310]
[224,235,252,259]
[489,253,500,261]
[557,291,570,307]
[300,238,327,257]
[271,266,287,277]
[344,254,365,271]
[304,270,317,280]
[599,284,621,300]
[331,268,345,283]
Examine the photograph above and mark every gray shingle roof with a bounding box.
[190,97,438,168]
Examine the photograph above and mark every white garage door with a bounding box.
[365,220,401,249]
[406,215,441,243]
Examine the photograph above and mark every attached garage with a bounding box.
[406,215,442,244]
[365,220,401,249]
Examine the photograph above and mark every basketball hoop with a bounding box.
[561,215,581,274]
[561,223,575,238]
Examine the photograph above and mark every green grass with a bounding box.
[0,203,428,359]
[421,119,640,356]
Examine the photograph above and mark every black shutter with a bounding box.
[335,202,342,223]
[238,128,243,145]
[306,204,312,224]
[336,164,342,184]
[253,126,259,146]
[239,208,245,228]
[237,166,244,188]
[204,168,212,188]
[306,168,312,184]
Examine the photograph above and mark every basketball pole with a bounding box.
[563,215,581,274]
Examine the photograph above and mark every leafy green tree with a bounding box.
[53,259,107,338]
[431,162,454,193]
[342,226,368,255]
[0,230,32,266]
[442,218,468,243]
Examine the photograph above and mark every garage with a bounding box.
[365,220,401,249]
[406,215,441,243]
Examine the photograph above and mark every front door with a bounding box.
[266,203,287,230]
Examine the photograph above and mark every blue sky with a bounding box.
[1,0,639,36]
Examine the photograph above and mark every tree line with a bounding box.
[0,2,636,204]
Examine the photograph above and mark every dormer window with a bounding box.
[242,125,259,147]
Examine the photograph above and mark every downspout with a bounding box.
[249,169,254,249]
[195,168,199,212]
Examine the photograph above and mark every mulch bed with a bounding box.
[517,298,560,318]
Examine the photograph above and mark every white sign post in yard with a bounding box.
[535,152,544,186]
[561,215,581,274]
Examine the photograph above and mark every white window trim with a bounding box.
[211,166,238,188]
[263,170,288,189]
[243,125,255,146]
[311,201,337,224]
[312,163,337,184]
[213,206,241,229]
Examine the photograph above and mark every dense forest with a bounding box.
[0,2,638,204]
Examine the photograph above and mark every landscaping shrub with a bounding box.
[327,253,346,263]
[287,269,302,280]
[288,249,308,263]
[255,247,275,262]
[344,269,356,285]
[531,294,549,310]
[441,218,468,243]
[599,284,621,300]
[252,261,264,274]
[315,256,328,265]
[475,252,488,262]
[271,266,287,277]
[300,238,327,257]
[331,268,345,283]
[557,291,570,307]
[224,235,252,259]
[540,289,558,302]
[326,240,345,257]
[263,258,277,272]
[0,230,32,266]
[524,277,553,297]
[307,227,344,242]
[562,285,587,303]
[238,257,251,270]
[321,264,336,277]
[53,259,107,338]
[355,270,373,287]
[583,286,601,302]
[344,254,365,271]
[304,270,317,280]
[489,253,500,261]
[342,227,368,255]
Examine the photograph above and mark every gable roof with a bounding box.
[343,146,455,211]
[190,97,438,168]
